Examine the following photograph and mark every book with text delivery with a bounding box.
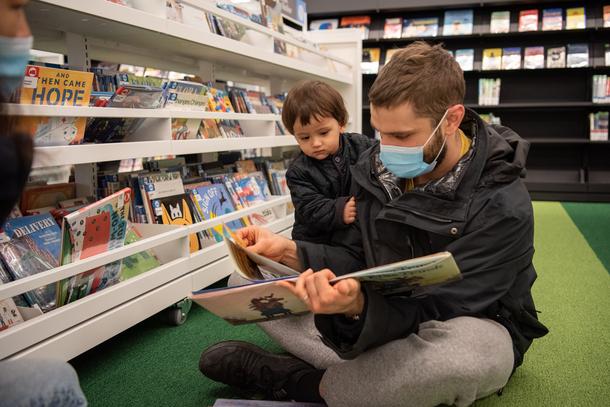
[191,228,461,324]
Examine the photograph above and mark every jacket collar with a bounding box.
[351,109,493,222]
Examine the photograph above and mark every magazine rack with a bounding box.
[0,0,361,360]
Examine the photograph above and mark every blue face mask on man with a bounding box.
[0,35,32,100]
[379,109,449,179]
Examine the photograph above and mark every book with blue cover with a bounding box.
[2,214,61,262]
[402,17,438,37]
[443,10,473,36]
[190,184,245,242]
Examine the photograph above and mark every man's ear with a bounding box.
[445,105,466,135]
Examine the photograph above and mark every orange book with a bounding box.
[19,65,93,146]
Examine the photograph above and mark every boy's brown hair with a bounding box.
[282,80,348,134]
[368,42,465,124]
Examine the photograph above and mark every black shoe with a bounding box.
[199,340,314,400]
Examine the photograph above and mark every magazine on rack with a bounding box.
[191,227,461,324]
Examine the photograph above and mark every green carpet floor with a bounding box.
[71,202,610,407]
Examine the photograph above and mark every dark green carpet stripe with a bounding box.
[562,202,610,275]
[71,202,610,407]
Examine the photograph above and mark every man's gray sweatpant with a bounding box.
[259,313,513,407]
[230,274,515,407]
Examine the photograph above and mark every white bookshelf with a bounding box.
[0,0,361,361]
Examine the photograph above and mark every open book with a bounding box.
[191,226,461,325]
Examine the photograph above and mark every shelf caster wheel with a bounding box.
[163,297,192,326]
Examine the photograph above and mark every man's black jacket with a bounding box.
[287,132,374,243]
[296,109,549,368]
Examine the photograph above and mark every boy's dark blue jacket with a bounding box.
[286,132,375,244]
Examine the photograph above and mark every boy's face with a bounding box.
[371,101,459,165]
[293,116,343,160]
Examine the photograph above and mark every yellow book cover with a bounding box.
[482,48,503,70]
[19,65,93,145]
[566,7,586,30]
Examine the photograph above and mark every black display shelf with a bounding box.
[340,0,610,202]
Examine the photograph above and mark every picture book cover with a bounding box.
[0,295,24,332]
[3,213,61,262]
[200,119,223,139]
[383,17,402,39]
[339,16,371,39]
[518,9,539,32]
[443,10,473,36]
[502,47,522,70]
[489,11,510,34]
[0,235,57,311]
[155,193,201,253]
[171,118,202,140]
[402,17,438,38]
[605,6,610,28]
[140,171,185,223]
[542,8,563,31]
[192,248,461,325]
[19,65,93,146]
[234,176,276,225]
[567,44,589,68]
[309,19,338,30]
[482,48,503,70]
[20,183,76,214]
[59,188,131,305]
[565,7,586,30]
[524,46,545,69]
[547,46,566,68]
[164,80,209,110]
[190,184,244,242]
[361,48,380,74]
[455,49,474,71]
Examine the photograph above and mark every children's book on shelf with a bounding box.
[192,232,461,325]
[383,17,402,39]
[164,80,209,111]
[139,171,185,224]
[189,183,245,243]
[19,65,93,146]
[58,188,131,306]
[565,7,586,30]
[0,292,24,331]
[478,78,501,106]
[566,44,589,68]
[546,46,566,68]
[339,16,371,40]
[171,118,202,140]
[361,48,380,74]
[489,11,510,34]
[442,9,473,36]
[0,213,62,312]
[542,8,563,31]
[502,47,522,70]
[309,18,338,30]
[156,194,201,253]
[524,46,545,69]
[454,49,474,71]
[401,17,439,38]
[605,6,610,28]
[589,112,609,141]
[518,9,539,32]
[592,75,610,104]
[482,48,502,71]
[20,183,76,214]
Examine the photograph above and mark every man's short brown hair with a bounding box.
[282,80,348,134]
[368,42,465,124]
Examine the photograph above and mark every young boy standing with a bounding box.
[282,80,374,243]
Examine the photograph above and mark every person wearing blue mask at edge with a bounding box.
[199,42,549,407]
[0,1,87,406]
